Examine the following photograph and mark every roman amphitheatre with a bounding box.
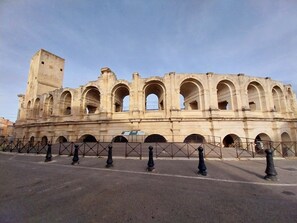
[11,49,297,158]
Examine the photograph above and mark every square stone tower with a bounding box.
[25,49,64,100]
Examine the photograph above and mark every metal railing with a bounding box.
[1,139,296,159]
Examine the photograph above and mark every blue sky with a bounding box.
[1,0,297,121]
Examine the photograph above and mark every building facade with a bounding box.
[15,49,297,146]
[0,117,14,141]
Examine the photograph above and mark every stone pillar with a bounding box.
[206,72,217,110]
[16,94,25,121]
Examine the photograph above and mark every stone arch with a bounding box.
[26,100,32,119]
[222,134,241,147]
[56,136,68,143]
[41,136,48,146]
[281,132,291,142]
[184,134,205,143]
[180,78,204,110]
[255,133,271,142]
[33,98,40,118]
[216,80,238,110]
[112,84,130,112]
[44,95,54,116]
[144,81,166,111]
[281,132,292,156]
[78,134,97,142]
[60,91,72,115]
[247,81,266,111]
[83,86,101,114]
[29,136,35,146]
[144,134,167,142]
[112,135,128,142]
[287,88,297,112]
[255,133,271,152]
[272,85,286,112]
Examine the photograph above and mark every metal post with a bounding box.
[27,141,30,153]
[106,145,113,168]
[147,146,155,172]
[2,140,6,152]
[9,141,13,152]
[264,149,278,181]
[45,144,52,162]
[198,146,207,176]
[72,145,79,165]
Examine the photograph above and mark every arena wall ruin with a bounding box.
[15,49,297,147]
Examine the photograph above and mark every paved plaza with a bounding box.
[0,152,297,223]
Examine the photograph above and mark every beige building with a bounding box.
[15,49,297,147]
[0,117,14,140]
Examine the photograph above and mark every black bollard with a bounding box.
[45,144,52,162]
[147,146,155,172]
[198,146,207,176]
[264,149,278,181]
[9,141,13,152]
[72,145,80,165]
[2,140,6,152]
[106,145,113,168]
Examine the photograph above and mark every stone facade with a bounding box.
[0,117,14,140]
[15,49,297,145]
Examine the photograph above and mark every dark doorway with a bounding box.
[184,134,205,143]
[112,136,128,143]
[144,134,167,143]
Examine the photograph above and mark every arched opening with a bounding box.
[287,88,297,112]
[27,101,32,119]
[123,96,130,111]
[41,136,48,146]
[144,134,167,143]
[217,80,237,110]
[184,134,205,143]
[79,134,97,143]
[281,132,291,156]
[44,95,54,116]
[281,132,291,142]
[254,133,271,152]
[146,94,159,110]
[60,91,72,115]
[56,136,68,143]
[272,86,285,112]
[180,94,185,110]
[255,133,271,142]
[112,135,128,143]
[33,98,40,118]
[180,79,204,110]
[113,84,130,112]
[247,82,266,111]
[222,134,240,147]
[144,81,165,111]
[29,136,35,147]
[83,87,100,114]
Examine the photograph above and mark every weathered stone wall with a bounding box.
[15,50,297,145]
[0,117,14,139]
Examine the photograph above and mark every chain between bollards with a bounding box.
[106,145,113,168]
[198,146,207,176]
[72,145,79,165]
[45,143,52,162]
[147,146,155,172]
[264,148,278,181]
